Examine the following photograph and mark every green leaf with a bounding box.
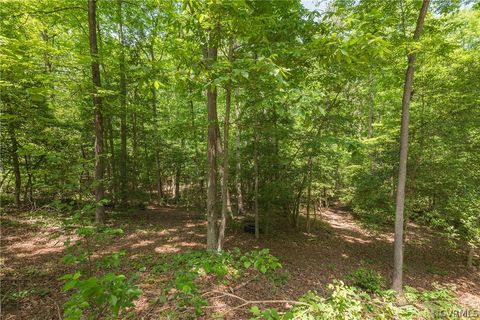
[250,305,261,315]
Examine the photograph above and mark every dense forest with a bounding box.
[1,0,479,319]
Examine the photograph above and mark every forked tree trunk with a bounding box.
[393,0,430,295]
[88,0,105,224]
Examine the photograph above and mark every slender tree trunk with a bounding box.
[23,155,34,206]
[131,111,138,192]
[392,0,430,295]
[117,0,128,206]
[215,123,232,217]
[174,166,180,203]
[188,84,205,201]
[151,86,163,201]
[254,112,260,240]
[107,116,116,201]
[306,155,313,233]
[205,45,218,251]
[467,245,475,269]
[217,40,234,251]
[149,42,164,203]
[8,125,21,207]
[368,74,375,173]
[235,90,244,215]
[88,0,105,224]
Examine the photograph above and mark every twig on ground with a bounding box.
[47,297,63,320]
[202,290,309,316]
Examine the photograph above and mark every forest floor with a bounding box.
[1,205,479,319]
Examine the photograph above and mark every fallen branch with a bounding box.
[203,290,309,316]
[47,297,63,320]
[230,274,259,292]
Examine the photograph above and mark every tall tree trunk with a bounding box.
[205,45,218,251]
[107,116,116,201]
[97,22,115,203]
[368,74,375,173]
[235,90,244,215]
[88,0,105,224]
[9,125,21,207]
[188,83,204,198]
[392,0,430,295]
[117,0,128,206]
[151,86,163,201]
[217,39,234,251]
[467,244,475,269]
[306,155,313,233]
[254,112,260,240]
[132,111,138,192]
[23,155,34,206]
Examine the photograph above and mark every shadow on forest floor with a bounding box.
[1,205,479,319]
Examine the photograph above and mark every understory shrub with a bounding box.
[154,248,282,316]
[347,263,385,293]
[251,281,460,320]
[60,203,141,320]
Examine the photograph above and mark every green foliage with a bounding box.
[61,272,141,320]
[347,263,385,293]
[251,281,460,320]
[3,288,51,303]
[60,203,141,319]
[153,248,281,316]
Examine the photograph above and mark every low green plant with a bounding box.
[347,263,385,293]
[154,248,282,317]
[251,281,460,320]
[60,203,141,320]
[61,272,141,320]
[425,265,448,276]
[4,287,51,303]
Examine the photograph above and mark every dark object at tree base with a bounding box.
[104,201,115,209]
[243,223,263,234]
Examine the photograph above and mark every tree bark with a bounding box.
[368,74,375,172]
[392,0,430,295]
[306,155,313,233]
[188,83,204,199]
[235,90,244,215]
[107,116,116,201]
[131,111,138,192]
[467,245,475,269]
[117,0,128,206]
[88,0,105,224]
[9,125,21,207]
[23,155,34,206]
[205,45,218,251]
[217,39,234,252]
[254,112,260,240]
